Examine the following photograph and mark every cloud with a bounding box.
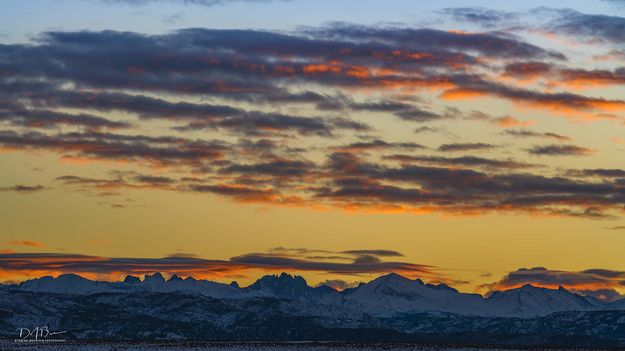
[0,185,47,193]
[332,139,426,153]
[546,8,625,45]
[384,155,539,170]
[0,103,129,130]
[1,23,625,219]
[7,240,44,247]
[440,78,625,119]
[437,143,496,152]
[464,111,532,128]
[316,279,361,291]
[340,249,404,257]
[441,7,520,28]
[0,248,435,282]
[317,154,625,218]
[565,169,625,178]
[0,130,229,167]
[484,267,625,301]
[230,253,430,276]
[502,61,554,80]
[527,144,595,156]
[504,129,571,142]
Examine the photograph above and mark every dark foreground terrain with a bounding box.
[0,341,617,351]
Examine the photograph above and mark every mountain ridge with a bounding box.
[7,272,625,318]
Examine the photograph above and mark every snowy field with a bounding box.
[0,341,589,351]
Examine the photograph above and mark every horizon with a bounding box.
[2,0,625,311]
[5,268,613,300]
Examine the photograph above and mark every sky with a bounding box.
[1,0,625,301]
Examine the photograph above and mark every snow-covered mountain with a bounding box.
[3,272,625,346]
[16,272,242,299]
[8,272,624,318]
[341,273,485,316]
[483,284,601,318]
[17,274,126,294]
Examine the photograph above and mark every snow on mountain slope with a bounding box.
[247,273,337,300]
[483,284,599,317]
[17,274,126,294]
[608,297,625,310]
[10,272,615,318]
[341,273,485,317]
[15,273,241,298]
[140,274,243,298]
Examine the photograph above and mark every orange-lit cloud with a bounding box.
[482,267,625,301]
[8,240,44,247]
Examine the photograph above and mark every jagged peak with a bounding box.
[248,272,311,295]
[123,275,141,284]
[255,272,308,285]
[168,274,183,282]
[144,272,165,282]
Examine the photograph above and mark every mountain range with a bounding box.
[1,272,625,347]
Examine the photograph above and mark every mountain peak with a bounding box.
[168,274,183,282]
[248,272,310,298]
[372,272,419,285]
[144,272,165,283]
[123,275,141,284]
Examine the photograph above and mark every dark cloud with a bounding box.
[527,144,595,156]
[440,77,625,118]
[485,267,625,301]
[317,153,625,218]
[559,67,625,87]
[341,249,404,257]
[504,129,571,141]
[333,139,426,153]
[310,22,564,60]
[566,169,625,178]
[190,184,278,203]
[0,185,47,193]
[547,8,625,45]
[0,104,129,130]
[502,61,554,80]
[349,101,447,123]
[384,155,539,170]
[0,130,228,166]
[230,253,431,275]
[442,7,520,28]
[223,159,315,177]
[1,24,624,220]
[0,248,434,279]
[437,142,496,152]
